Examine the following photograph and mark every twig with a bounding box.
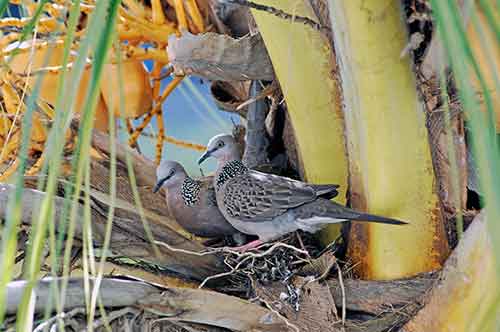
[33,308,86,332]
[152,66,174,81]
[236,81,279,111]
[258,296,300,332]
[295,232,311,259]
[150,317,176,330]
[78,307,139,332]
[235,242,308,259]
[198,255,253,289]
[194,242,308,288]
[150,318,206,332]
[226,0,327,33]
[154,240,213,256]
[335,261,346,327]
[300,256,337,289]
[154,240,308,258]
[315,234,342,258]
[342,260,361,276]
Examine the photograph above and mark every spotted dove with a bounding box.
[154,160,242,239]
[198,134,407,251]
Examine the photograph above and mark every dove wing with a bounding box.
[221,170,318,222]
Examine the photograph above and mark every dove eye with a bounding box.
[169,169,175,177]
[217,141,225,148]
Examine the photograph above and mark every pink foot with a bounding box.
[232,239,263,252]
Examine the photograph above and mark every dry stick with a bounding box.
[150,317,183,331]
[236,81,279,111]
[124,118,143,153]
[33,308,86,332]
[154,239,308,258]
[18,62,93,76]
[295,232,311,259]
[152,66,174,81]
[198,256,253,288]
[163,135,206,151]
[226,0,327,33]
[258,296,300,332]
[335,261,346,327]
[155,240,310,288]
[341,260,360,277]
[300,256,337,290]
[151,62,165,165]
[197,243,310,288]
[155,109,165,164]
[80,307,140,332]
[117,123,207,151]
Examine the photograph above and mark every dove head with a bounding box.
[153,160,188,193]
[198,134,240,166]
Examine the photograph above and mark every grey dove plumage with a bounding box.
[154,160,241,238]
[198,134,406,250]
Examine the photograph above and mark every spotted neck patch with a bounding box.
[181,177,202,206]
[216,160,248,190]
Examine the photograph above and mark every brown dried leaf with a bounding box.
[167,31,274,81]
[254,276,340,332]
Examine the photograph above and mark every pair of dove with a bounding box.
[154,134,406,251]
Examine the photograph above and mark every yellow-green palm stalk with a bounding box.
[403,215,498,332]
[328,0,449,279]
[250,0,349,241]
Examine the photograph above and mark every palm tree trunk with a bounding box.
[328,0,449,279]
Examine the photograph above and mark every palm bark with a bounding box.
[328,0,449,279]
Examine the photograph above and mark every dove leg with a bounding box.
[231,232,248,246]
[232,239,263,252]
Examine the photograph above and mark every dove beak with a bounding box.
[153,182,162,193]
[153,176,169,193]
[198,148,216,165]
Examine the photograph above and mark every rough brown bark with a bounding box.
[417,0,474,246]
[252,273,436,332]
[254,277,340,332]
[6,277,288,332]
[327,275,434,315]
[0,182,223,281]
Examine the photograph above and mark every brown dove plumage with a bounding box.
[154,160,241,238]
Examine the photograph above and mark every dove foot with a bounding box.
[232,239,263,252]
[231,232,248,246]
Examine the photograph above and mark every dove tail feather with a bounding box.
[312,184,340,200]
[293,200,407,225]
[351,213,407,225]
